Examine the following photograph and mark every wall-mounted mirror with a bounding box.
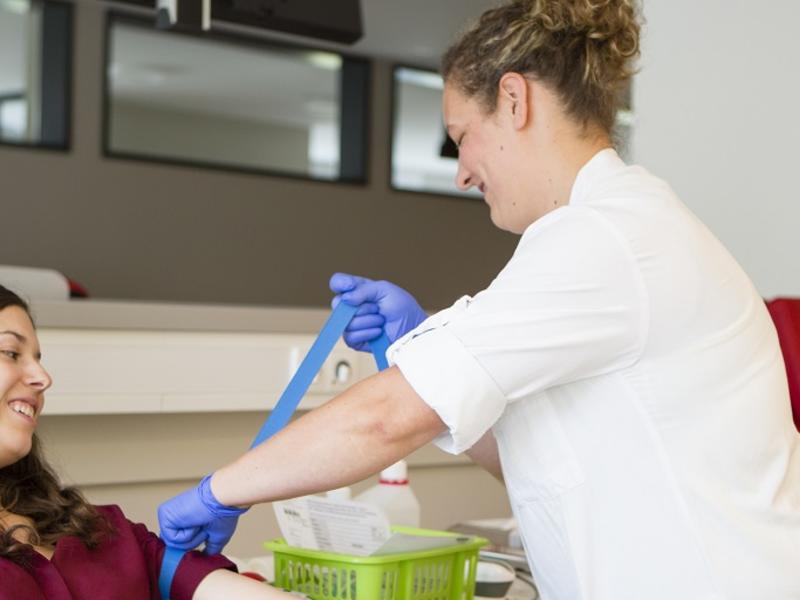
[390,65,479,199]
[0,0,72,149]
[104,14,369,182]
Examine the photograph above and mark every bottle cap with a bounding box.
[379,460,409,484]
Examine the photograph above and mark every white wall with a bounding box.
[633,0,800,298]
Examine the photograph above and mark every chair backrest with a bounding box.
[766,298,800,432]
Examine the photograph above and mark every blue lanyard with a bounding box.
[158,302,390,598]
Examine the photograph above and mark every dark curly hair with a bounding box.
[0,285,111,568]
[442,0,642,133]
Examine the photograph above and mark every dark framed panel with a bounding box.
[102,11,370,184]
[0,0,72,150]
[388,64,480,200]
[110,0,363,44]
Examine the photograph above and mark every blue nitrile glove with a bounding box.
[158,474,247,555]
[329,273,428,351]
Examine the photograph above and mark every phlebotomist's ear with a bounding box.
[498,72,530,130]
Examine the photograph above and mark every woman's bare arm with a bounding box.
[192,569,298,599]
[212,366,446,507]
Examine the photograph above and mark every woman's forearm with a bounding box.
[192,569,296,599]
[211,366,445,507]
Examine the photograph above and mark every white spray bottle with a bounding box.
[355,459,421,528]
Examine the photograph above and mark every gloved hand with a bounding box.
[330,273,428,351]
[158,474,247,555]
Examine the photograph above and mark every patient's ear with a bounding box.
[498,72,529,130]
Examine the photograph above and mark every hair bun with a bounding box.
[442,0,642,132]
[526,0,641,85]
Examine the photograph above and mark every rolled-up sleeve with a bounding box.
[387,207,647,455]
[390,314,507,454]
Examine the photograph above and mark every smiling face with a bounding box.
[0,306,52,469]
[443,75,613,235]
[443,80,544,234]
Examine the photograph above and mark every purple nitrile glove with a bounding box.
[329,273,428,352]
[158,474,247,555]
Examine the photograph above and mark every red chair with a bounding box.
[766,298,800,431]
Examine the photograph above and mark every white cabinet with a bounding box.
[34,302,377,415]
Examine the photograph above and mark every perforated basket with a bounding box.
[264,526,487,600]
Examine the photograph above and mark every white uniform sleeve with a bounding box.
[388,207,649,454]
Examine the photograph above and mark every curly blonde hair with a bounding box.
[442,0,641,133]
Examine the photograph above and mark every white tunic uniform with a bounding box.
[388,149,800,600]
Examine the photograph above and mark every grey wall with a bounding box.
[633,0,800,298]
[0,1,516,310]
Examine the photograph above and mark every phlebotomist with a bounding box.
[159,1,800,598]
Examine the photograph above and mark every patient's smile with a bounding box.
[9,399,36,421]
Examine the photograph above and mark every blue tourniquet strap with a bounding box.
[158,301,391,598]
[251,302,357,448]
[159,547,185,599]
[369,333,391,371]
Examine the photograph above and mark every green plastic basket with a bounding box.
[265,526,488,600]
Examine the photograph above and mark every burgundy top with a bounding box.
[0,505,236,600]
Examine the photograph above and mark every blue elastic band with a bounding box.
[251,302,358,448]
[159,547,185,599]
[158,301,390,599]
[369,333,391,371]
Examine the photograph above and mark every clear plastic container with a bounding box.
[355,460,421,527]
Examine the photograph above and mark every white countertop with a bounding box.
[29,299,373,415]
[30,298,332,333]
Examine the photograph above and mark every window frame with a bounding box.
[0,0,73,153]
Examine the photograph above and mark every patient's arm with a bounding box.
[118,506,292,598]
[193,569,297,599]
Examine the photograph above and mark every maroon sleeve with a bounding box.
[125,511,237,600]
[0,558,48,600]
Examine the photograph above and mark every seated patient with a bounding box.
[0,285,293,600]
